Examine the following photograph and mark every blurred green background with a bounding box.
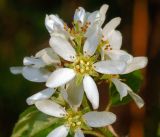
[0,0,160,137]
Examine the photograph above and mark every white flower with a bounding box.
[94,5,148,108]
[47,34,126,109]
[10,48,60,82]
[34,99,116,137]
[111,57,148,108]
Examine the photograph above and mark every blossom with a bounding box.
[46,33,126,109]
[101,55,148,108]
[92,5,148,108]
[10,48,60,82]
[111,57,148,108]
[34,99,116,137]
[26,86,116,137]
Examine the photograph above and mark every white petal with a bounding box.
[128,90,144,108]
[107,30,122,50]
[83,25,102,56]
[49,36,76,62]
[83,75,99,109]
[122,57,148,74]
[83,111,116,127]
[93,60,126,74]
[74,129,85,137]
[102,17,121,37]
[99,4,109,26]
[46,68,76,88]
[65,80,84,108]
[111,78,128,100]
[74,7,86,25]
[26,88,55,105]
[10,67,23,74]
[106,50,133,64]
[22,67,51,82]
[87,11,101,25]
[23,57,45,68]
[35,100,67,117]
[45,14,64,34]
[35,48,61,65]
[47,125,69,137]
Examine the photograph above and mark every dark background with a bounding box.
[0,0,160,137]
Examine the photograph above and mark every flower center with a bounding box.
[98,39,112,51]
[64,21,91,36]
[65,110,84,131]
[72,56,94,75]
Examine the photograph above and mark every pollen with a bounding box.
[80,68,85,73]
[65,110,84,131]
[76,65,80,69]
[76,121,81,126]
[72,56,94,75]
[86,66,89,71]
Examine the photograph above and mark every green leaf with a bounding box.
[11,106,63,137]
[110,70,143,106]
[98,127,114,137]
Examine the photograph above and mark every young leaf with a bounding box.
[11,106,62,137]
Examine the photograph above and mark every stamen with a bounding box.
[80,68,84,73]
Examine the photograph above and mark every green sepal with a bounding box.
[110,70,143,106]
[75,73,83,86]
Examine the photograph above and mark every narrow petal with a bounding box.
[87,11,101,26]
[74,129,85,137]
[111,78,128,100]
[47,125,69,137]
[106,50,133,64]
[74,7,86,25]
[46,68,76,88]
[10,67,23,74]
[65,79,84,108]
[49,36,76,62]
[83,75,99,109]
[83,111,116,127]
[35,100,67,117]
[99,4,109,26]
[45,14,64,34]
[107,30,122,50]
[22,67,51,82]
[102,17,121,37]
[35,48,61,65]
[83,25,102,56]
[122,57,148,74]
[128,90,144,108]
[93,60,126,74]
[23,57,45,68]
[26,88,55,105]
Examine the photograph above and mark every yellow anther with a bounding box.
[85,67,89,71]
[71,123,76,127]
[86,62,90,66]
[76,65,80,69]
[80,69,84,73]
[68,117,72,121]
[80,60,84,64]
[76,122,81,126]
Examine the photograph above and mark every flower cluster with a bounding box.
[10,4,148,137]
